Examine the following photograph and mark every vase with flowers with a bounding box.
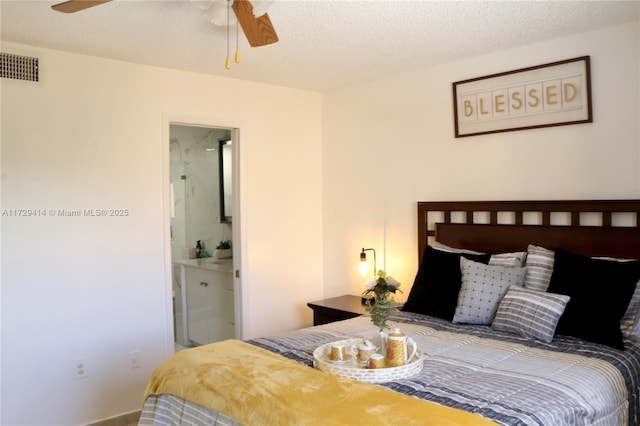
[362,270,402,353]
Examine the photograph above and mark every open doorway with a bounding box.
[165,121,241,351]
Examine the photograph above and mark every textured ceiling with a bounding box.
[1,0,639,92]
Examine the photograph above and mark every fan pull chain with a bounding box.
[235,14,240,64]
[225,0,231,69]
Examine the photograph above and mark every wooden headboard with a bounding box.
[417,200,640,261]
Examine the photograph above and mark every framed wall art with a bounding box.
[452,56,592,138]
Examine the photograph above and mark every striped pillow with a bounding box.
[492,286,570,343]
[524,245,554,291]
[489,254,525,267]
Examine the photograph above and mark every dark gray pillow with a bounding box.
[453,258,526,325]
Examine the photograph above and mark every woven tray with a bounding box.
[312,338,423,383]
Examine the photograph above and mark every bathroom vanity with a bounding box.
[174,258,235,346]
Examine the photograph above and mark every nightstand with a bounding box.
[307,295,369,326]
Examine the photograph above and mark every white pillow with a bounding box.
[433,241,526,266]
[453,257,526,325]
[433,241,482,255]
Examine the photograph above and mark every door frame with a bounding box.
[162,112,245,355]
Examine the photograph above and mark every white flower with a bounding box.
[364,276,377,290]
[363,272,401,291]
[385,275,401,289]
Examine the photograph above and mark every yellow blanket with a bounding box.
[144,339,498,426]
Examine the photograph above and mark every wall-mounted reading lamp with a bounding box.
[359,247,377,277]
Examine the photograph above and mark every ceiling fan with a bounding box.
[51,0,279,47]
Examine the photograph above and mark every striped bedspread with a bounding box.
[141,311,640,426]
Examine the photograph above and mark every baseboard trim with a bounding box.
[86,410,141,426]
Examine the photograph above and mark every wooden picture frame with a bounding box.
[452,56,592,138]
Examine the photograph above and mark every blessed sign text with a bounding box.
[453,57,592,137]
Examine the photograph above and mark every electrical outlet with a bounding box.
[74,358,88,379]
[129,350,142,369]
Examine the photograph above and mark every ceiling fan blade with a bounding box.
[51,0,112,14]
[232,0,279,47]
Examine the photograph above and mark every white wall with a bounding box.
[0,42,323,425]
[322,21,640,301]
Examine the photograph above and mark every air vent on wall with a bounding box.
[1,52,39,82]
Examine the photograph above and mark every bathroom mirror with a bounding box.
[218,139,232,223]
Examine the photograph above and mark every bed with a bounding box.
[140,199,640,426]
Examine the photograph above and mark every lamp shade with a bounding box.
[205,0,237,26]
[251,0,273,17]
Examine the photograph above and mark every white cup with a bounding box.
[330,342,347,361]
[368,353,385,369]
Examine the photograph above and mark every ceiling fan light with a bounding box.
[206,1,237,26]
[190,0,216,11]
[251,0,273,17]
